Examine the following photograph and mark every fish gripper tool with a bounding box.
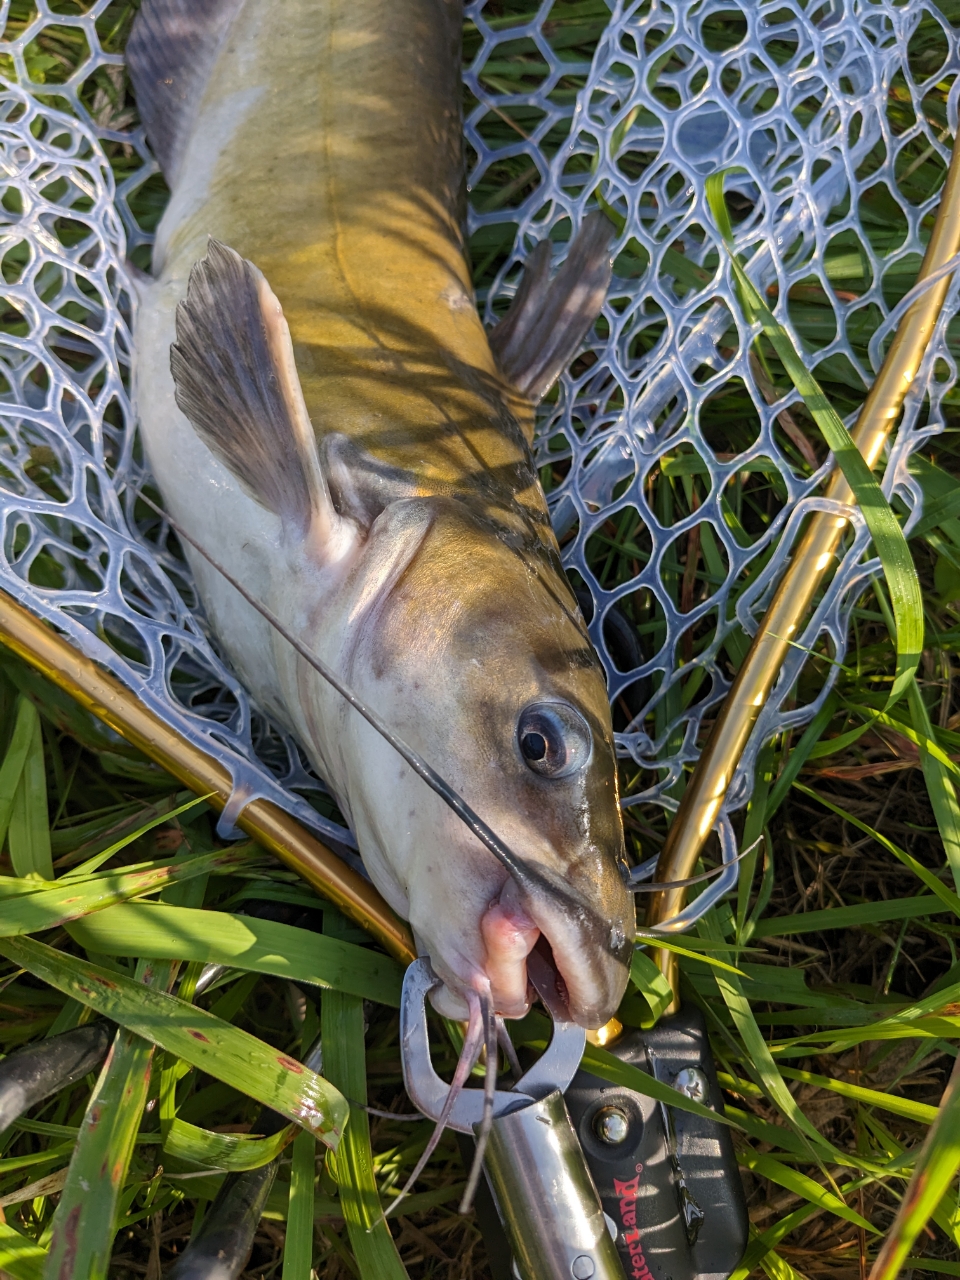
[400,959,749,1280]
[400,956,624,1280]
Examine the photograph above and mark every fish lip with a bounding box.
[518,896,632,1030]
[527,943,612,1030]
[528,935,573,1019]
[427,919,628,1028]
[420,860,634,1027]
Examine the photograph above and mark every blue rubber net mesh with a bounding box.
[0,0,956,922]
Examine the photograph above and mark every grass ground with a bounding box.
[0,1,960,1278]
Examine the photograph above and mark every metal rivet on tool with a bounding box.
[571,1255,595,1279]
[593,1105,629,1145]
[675,1066,709,1103]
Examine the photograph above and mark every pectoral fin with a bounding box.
[490,211,614,402]
[170,239,337,546]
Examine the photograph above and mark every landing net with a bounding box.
[0,0,956,921]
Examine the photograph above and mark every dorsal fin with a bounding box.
[490,212,614,403]
[127,0,243,185]
[170,239,336,544]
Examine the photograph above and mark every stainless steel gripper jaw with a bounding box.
[400,956,625,1280]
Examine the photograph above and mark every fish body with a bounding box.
[129,0,634,1026]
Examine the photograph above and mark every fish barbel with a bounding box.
[128,0,635,1026]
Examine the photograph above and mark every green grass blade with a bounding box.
[793,783,960,915]
[8,700,52,881]
[907,456,960,539]
[779,1017,960,1052]
[730,1176,879,1280]
[67,901,403,1005]
[706,170,924,707]
[752,895,942,937]
[763,695,838,822]
[860,1113,960,1250]
[629,948,675,1024]
[282,1128,318,1279]
[737,1150,878,1233]
[871,578,960,894]
[635,937,748,977]
[807,715,879,759]
[581,1043,741,1129]
[0,846,253,936]
[868,1060,960,1280]
[283,1005,322,1277]
[724,1104,811,1157]
[794,968,960,1030]
[698,913,837,1158]
[760,1248,809,1280]
[737,743,774,938]
[0,1221,46,1280]
[321,987,408,1279]
[0,936,349,1146]
[43,958,177,1280]
[0,697,36,852]
[163,1115,295,1172]
[859,707,960,782]
[768,1066,938,1125]
[0,1143,74,1175]
[0,877,54,899]
[730,1234,797,1280]
[909,679,960,894]
[60,793,213,880]
[779,968,960,1045]
[933,1185,960,1255]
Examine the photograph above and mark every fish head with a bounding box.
[325,497,635,1029]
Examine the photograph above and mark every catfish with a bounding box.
[128,0,634,1028]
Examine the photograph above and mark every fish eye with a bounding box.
[517,702,592,778]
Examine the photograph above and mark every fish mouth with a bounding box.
[478,874,632,1029]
